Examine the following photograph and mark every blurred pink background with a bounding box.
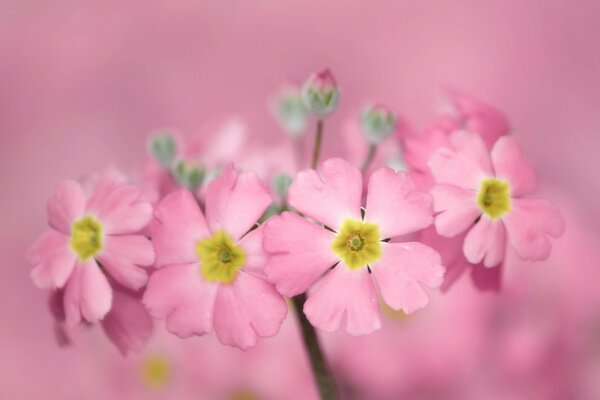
[2,1,599,398]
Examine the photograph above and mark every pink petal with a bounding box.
[503,198,565,261]
[263,212,338,297]
[97,235,154,290]
[205,164,272,241]
[371,242,444,314]
[288,158,362,230]
[447,89,509,148]
[47,180,86,234]
[87,185,152,235]
[101,287,153,356]
[152,189,210,268]
[491,136,537,196]
[431,184,480,237]
[463,217,507,267]
[213,272,287,349]
[28,230,76,289]
[63,260,113,326]
[237,224,268,277]
[403,125,452,173]
[304,266,381,336]
[143,263,218,338]
[365,167,433,238]
[428,130,493,190]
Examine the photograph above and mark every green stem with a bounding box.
[311,119,324,169]
[360,143,378,173]
[292,294,338,400]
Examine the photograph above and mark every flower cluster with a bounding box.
[28,70,564,360]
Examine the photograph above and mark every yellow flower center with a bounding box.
[477,178,511,219]
[332,219,382,270]
[140,354,170,390]
[70,215,103,261]
[197,230,246,284]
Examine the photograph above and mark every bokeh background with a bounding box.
[1,0,600,399]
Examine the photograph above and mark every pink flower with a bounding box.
[263,158,445,335]
[48,284,154,356]
[143,165,287,349]
[28,179,155,326]
[429,130,565,267]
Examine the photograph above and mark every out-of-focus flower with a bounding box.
[444,88,509,148]
[272,86,309,136]
[143,165,287,349]
[301,69,340,118]
[264,158,444,335]
[48,283,154,356]
[429,130,564,267]
[360,104,397,144]
[28,179,155,325]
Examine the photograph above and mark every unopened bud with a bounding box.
[301,69,340,118]
[172,159,205,191]
[272,87,308,136]
[149,132,177,168]
[272,173,293,198]
[360,104,397,144]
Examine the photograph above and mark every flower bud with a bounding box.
[272,87,308,136]
[360,104,397,144]
[172,159,205,192]
[272,173,293,198]
[301,69,340,118]
[149,132,177,168]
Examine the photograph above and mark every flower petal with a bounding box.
[237,224,268,277]
[431,184,480,237]
[503,198,565,261]
[428,130,493,190]
[47,180,86,234]
[101,287,153,355]
[63,260,113,326]
[152,189,210,268]
[28,230,76,289]
[491,136,537,196]
[213,272,287,349]
[463,217,507,267]
[365,167,433,238]
[143,263,218,338]
[87,185,152,235]
[371,242,444,314]
[97,235,154,290]
[288,158,362,230]
[304,265,381,336]
[263,212,338,297]
[205,164,272,241]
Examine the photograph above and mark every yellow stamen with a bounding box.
[332,219,382,270]
[70,215,103,261]
[197,230,245,284]
[477,178,511,219]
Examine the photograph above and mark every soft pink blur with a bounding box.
[1,0,599,398]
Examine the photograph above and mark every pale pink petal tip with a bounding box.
[304,266,381,336]
[372,242,445,314]
[365,167,433,238]
[213,273,288,349]
[504,198,565,261]
[205,164,272,241]
[263,211,337,297]
[142,263,217,338]
[288,158,362,230]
